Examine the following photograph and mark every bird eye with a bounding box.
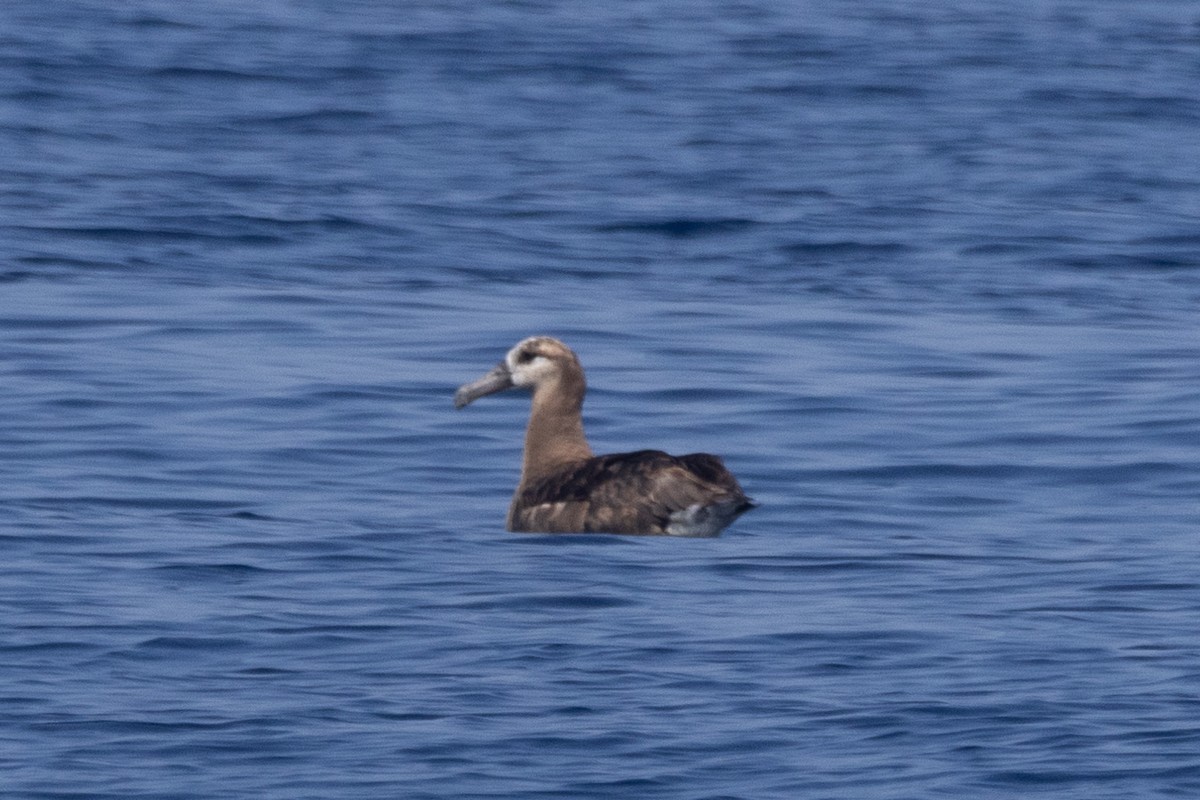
[517,350,535,364]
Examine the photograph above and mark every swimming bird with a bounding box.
[454,336,755,536]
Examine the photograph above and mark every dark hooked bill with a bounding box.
[453,363,514,409]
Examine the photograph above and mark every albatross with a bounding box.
[454,336,754,536]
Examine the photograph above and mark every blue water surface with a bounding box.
[2,1,1200,798]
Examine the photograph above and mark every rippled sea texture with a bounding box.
[3,1,1200,797]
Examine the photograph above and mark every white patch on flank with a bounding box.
[666,503,732,538]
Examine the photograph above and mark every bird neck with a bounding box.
[520,372,592,483]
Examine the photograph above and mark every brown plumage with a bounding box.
[454,337,754,536]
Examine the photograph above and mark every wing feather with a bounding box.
[510,450,750,534]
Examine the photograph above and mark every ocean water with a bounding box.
[3,1,1200,797]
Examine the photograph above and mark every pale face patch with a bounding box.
[505,338,569,388]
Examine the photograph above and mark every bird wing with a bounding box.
[512,450,747,534]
